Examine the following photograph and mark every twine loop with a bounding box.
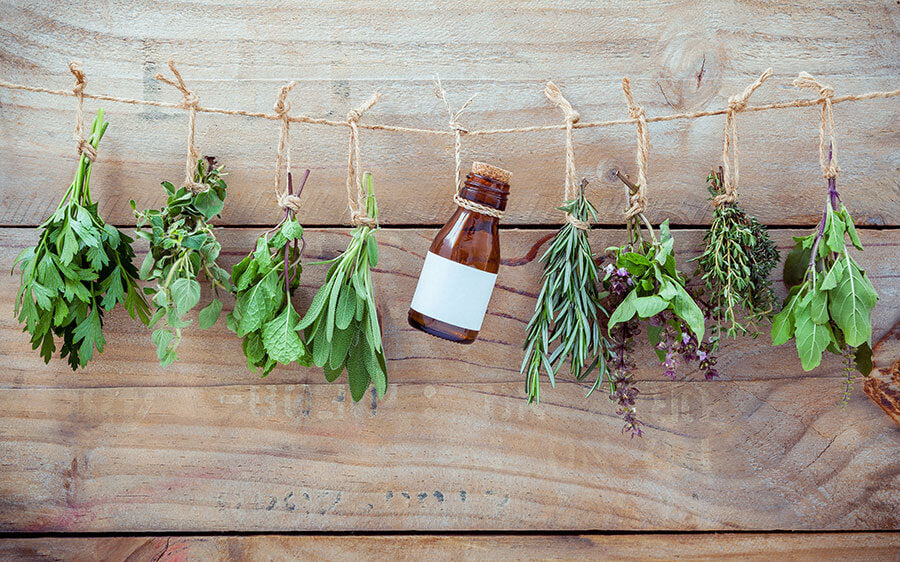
[717,68,773,207]
[794,72,840,179]
[345,92,381,227]
[544,81,588,230]
[621,77,649,220]
[69,62,97,162]
[155,58,207,193]
[272,81,299,213]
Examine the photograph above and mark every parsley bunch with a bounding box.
[132,156,230,366]
[694,168,779,348]
[521,179,609,403]
[298,173,387,402]
[227,171,311,376]
[14,109,149,369]
[773,175,877,402]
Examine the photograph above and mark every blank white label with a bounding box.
[410,252,498,331]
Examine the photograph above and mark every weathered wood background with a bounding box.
[1,0,898,559]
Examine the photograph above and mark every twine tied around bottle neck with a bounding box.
[155,58,207,194]
[793,72,840,180]
[272,81,302,213]
[621,77,650,221]
[69,62,98,163]
[346,92,381,227]
[716,68,773,207]
[433,77,505,219]
[544,81,588,230]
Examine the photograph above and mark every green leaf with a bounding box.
[783,239,811,289]
[633,295,669,318]
[771,293,797,346]
[193,190,224,220]
[280,219,304,241]
[335,286,356,330]
[794,312,833,371]
[820,259,843,291]
[152,328,173,360]
[171,278,201,317]
[182,233,207,250]
[841,206,862,250]
[824,208,845,253]
[198,299,223,329]
[854,342,873,376]
[262,303,305,364]
[809,288,829,325]
[828,256,876,347]
[671,281,704,340]
[298,283,331,330]
[254,236,272,269]
[346,342,370,402]
[366,235,378,267]
[72,307,105,363]
[608,290,637,334]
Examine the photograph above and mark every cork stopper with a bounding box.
[472,161,511,185]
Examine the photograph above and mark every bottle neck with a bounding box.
[459,173,509,212]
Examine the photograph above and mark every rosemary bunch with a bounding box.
[521,179,609,404]
[694,168,779,348]
[133,156,230,365]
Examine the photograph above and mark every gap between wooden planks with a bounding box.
[0,532,899,561]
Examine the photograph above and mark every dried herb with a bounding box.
[133,156,230,365]
[521,179,609,403]
[13,109,149,369]
[227,171,311,376]
[694,168,779,348]
[772,170,877,402]
[598,173,711,436]
[298,173,387,402]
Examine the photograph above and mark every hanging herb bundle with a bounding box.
[14,109,150,369]
[227,171,312,376]
[298,173,387,402]
[773,72,878,403]
[773,162,876,399]
[132,156,230,365]
[521,179,609,403]
[694,168,779,347]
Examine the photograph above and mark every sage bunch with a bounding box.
[299,173,387,402]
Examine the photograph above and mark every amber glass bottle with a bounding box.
[408,162,511,344]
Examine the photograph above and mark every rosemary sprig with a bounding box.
[521,179,609,404]
[694,168,779,348]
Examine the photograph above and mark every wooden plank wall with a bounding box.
[1,1,898,559]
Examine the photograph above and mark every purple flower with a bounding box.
[616,267,628,277]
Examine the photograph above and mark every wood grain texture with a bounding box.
[1,1,899,227]
[1,227,897,389]
[0,378,897,532]
[2,533,899,561]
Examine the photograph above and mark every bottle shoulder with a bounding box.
[430,209,500,272]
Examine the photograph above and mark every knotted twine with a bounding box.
[272,81,302,213]
[155,59,206,193]
[621,77,650,221]
[716,68,774,207]
[544,81,588,230]
[793,72,840,180]
[69,62,97,162]
[433,78,504,219]
[346,92,381,227]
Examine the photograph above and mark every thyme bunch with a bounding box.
[694,168,779,348]
[521,179,609,404]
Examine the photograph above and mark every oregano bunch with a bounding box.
[227,171,312,376]
[14,109,150,369]
[298,173,387,402]
[772,173,877,401]
[694,168,779,348]
[133,156,230,365]
[521,179,609,404]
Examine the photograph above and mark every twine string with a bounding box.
[793,72,840,179]
[154,59,206,193]
[621,77,649,221]
[717,68,774,207]
[345,92,381,227]
[69,62,97,162]
[272,81,302,213]
[433,77,504,219]
[544,81,588,230]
